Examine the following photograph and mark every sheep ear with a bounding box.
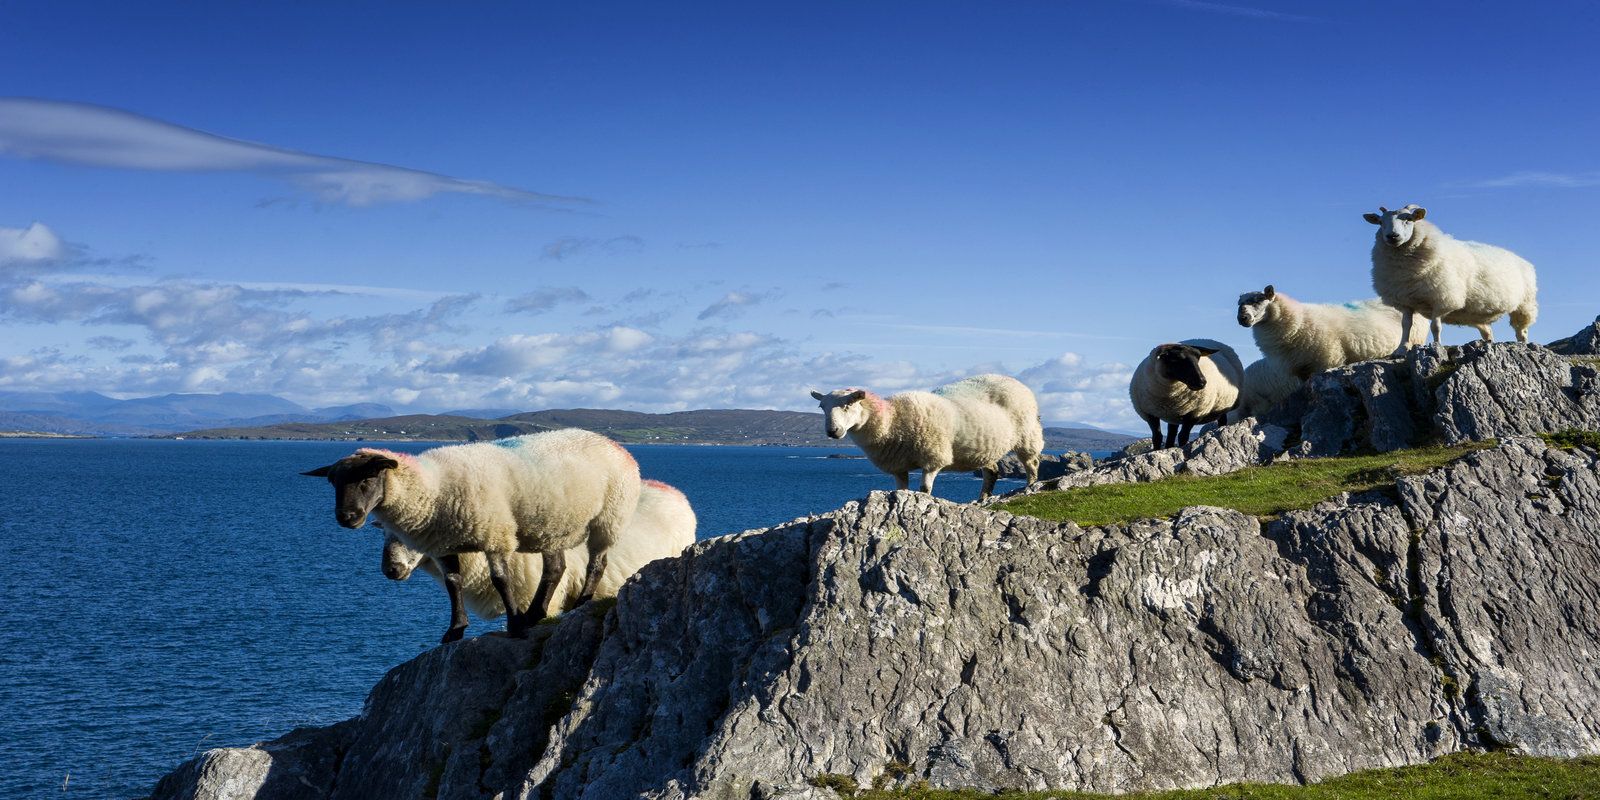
[373,456,400,471]
[810,390,825,401]
[1363,213,1382,225]
[301,464,335,477]
[846,390,867,403]
[1410,206,1426,220]
[1263,284,1275,297]
[1195,346,1221,356]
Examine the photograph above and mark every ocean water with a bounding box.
[0,438,1046,798]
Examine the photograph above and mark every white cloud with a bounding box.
[1466,170,1600,189]
[505,286,592,314]
[540,235,645,261]
[0,222,66,267]
[697,290,780,321]
[0,98,585,207]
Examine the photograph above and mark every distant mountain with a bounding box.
[167,407,1141,451]
[0,391,395,436]
[441,407,525,420]
[171,414,554,442]
[1043,426,1139,452]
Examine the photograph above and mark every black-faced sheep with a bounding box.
[302,428,640,637]
[1130,339,1243,449]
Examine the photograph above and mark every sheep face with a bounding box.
[810,389,870,439]
[1363,205,1427,248]
[382,534,424,580]
[1153,344,1217,391]
[1236,285,1277,328]
[301,452,399,529]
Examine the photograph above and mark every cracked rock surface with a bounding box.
[147,436,1600,799]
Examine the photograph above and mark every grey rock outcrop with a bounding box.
[1263,341,1600,456]
[1547,315,1600,356]
[150,436,1600,799]
[974,451,1093,481]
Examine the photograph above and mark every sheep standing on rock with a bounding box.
[1130,339,1243,449]
[810,373,1044,500]
[1228,357,1300,423]
[303,428,640,639]
[381,479,696,641]
[1236,285,1423,380]
[1366,204,1538,353]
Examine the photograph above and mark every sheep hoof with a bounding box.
[440,626,466,644]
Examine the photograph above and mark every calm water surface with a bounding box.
[0,438,1039,797]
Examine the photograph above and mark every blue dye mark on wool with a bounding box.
[1343,301,1363,310]
[492,437,524,448]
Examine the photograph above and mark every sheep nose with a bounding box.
[1386,234,1402,244]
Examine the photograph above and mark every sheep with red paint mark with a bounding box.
[381,478,695,640]
[810,373,1044,500]
[302,428,640,640]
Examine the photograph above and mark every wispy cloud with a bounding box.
[1151,0,1318,22]
[1465,170,1600,189]
[505,286,592,314]
[697,289,781,321]
[540,235,645,261]
[0,222,67,268]
[0,97,588,207]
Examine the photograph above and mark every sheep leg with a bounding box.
[577,542,610,605]
[1474,323,1493,342]
[1144,413,1163,451]
[1430,317,1444,346]
[919,467,942,494]
[1177,420,1195,447]
[1394,309,1416,357]
[893,472,910,491]
[437,554,469,644]
[1511,305,1535,343]
[980,467,998,500]
[524,548,568,634]
[485,551,528,634]
[1164,422,1179,449]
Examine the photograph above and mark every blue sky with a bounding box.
[2,1,1598,431]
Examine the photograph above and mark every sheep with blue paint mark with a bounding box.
[302,428,640,639]
[810,373,1044,499]
[1236,285,1422,380]
[381,479,695,640]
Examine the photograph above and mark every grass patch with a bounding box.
[1540,430,1600,451]
[996,444,1491,527]
[845,752,1600,799]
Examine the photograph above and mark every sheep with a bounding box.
[1236,285,1424,380]
[381,479,696,641]
[1130,339,1243,449]
[810,373,1044,500]
[1227,357,1299,423]
[1365,204,1538,353]
[302,428,641,638]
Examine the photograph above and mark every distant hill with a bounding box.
[0,391,396,436]
[168,407,1139,450]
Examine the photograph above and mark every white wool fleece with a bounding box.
[1129,338,1244,425]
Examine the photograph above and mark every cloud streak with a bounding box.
[0,222,67,268]
[0,98,588,207]
[1152,0,1318,22]
[1465,170,1600,189]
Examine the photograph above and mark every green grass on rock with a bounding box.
[996,444,1492,527]
[845,752,1600,799]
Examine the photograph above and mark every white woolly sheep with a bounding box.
[1236,285,1424,380]
[381,479,696,640]
[303,428,641,639]
[1365,204,1538,352]
[1130,339,1244,449]
[810,373,1044,500]
[1227,357,1300,423]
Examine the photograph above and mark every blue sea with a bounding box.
[0,439,1053,798]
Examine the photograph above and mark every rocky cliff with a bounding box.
[146,337,1600,800]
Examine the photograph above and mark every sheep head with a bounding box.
[811,388,871,439]
[301,451,400,529]
[1153,343,1218,391]
[381,533,425,580]
[1236,284,1277,328]
[1363,204,1427,247]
